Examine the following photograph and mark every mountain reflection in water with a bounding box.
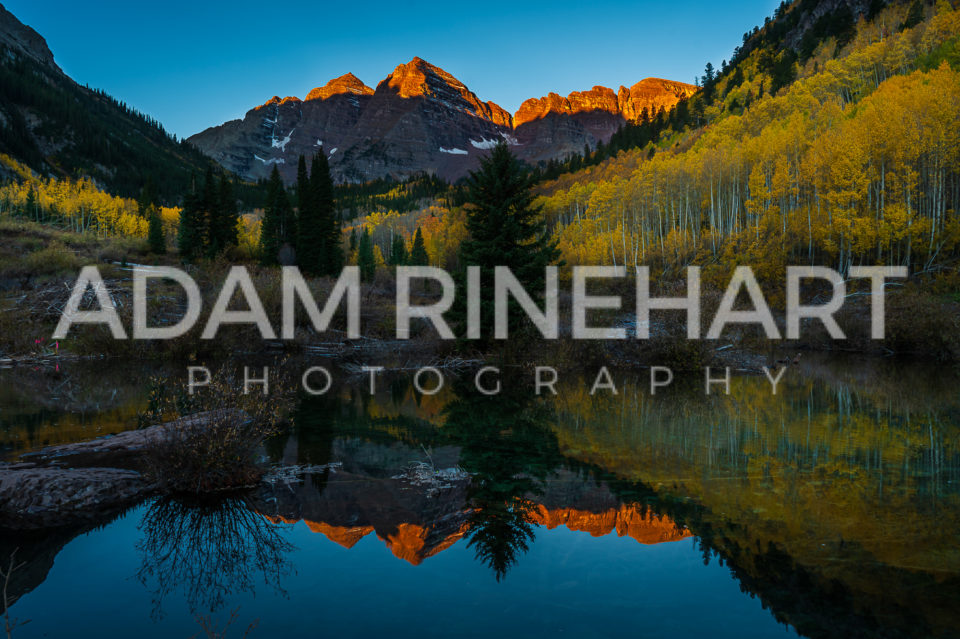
[1,355,958,638]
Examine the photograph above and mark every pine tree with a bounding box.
[357,227,376,282]
[23,187,37,220]
[701,62,717,103]
[199,168,218,255]
[206,173,238,255]
[389,233,408,266]
[260,166,291,265]
[147,206,166,254]
[177,187,205,262]
[409,227,429,266]
[457,142,561,341]
[311,152,342,275]
[138,177,157,217]
[296,154,310,224]
[296,154,324,275]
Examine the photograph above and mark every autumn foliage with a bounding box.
[536,4,960,282]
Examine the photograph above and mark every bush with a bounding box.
[16,241,81,278]
[140,368,293,495]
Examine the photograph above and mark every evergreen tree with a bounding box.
[200,167,217,253]
[138,177,157,217]
[206,173,238,255]
[296,154,324,275]
[457,143,561,342]
[701,62,716,103]
[23,187,37,220]
[147,206,166,254]
[389,233,408,266]
[220,175,239,248]
[260,166,292,265]
[349,227,358,253]
[177,187,205,262]
[296,154,310,224]
[409,227,429,266]
[357,227,376,282]
[311,152,343,275]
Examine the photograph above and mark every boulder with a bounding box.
[0,466,148,530]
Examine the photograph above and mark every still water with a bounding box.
[1,356,958,638]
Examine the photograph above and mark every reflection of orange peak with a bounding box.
[377,522,471,566]
[530,505,691,545]
[272,504,687,566]
[307,522,376,549]
[262,515,376,549]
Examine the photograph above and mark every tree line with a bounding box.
[176,169,240,260]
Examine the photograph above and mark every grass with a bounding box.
[0,217,158,283]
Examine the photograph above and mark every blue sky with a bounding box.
[5,0,781,138]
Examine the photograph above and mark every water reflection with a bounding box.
[443,377,558,580]
[1,355,959,637]
[135,496,295,618]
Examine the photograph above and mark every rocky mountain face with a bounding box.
[0,3,57,69]
[188,57,697,183]
[513,78,698,164]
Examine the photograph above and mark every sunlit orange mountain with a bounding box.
[188,57,696,183]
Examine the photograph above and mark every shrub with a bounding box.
[139,368,294,495]
[18,242,81,278]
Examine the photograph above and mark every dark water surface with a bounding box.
[1,356,958,638]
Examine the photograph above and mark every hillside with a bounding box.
[532,0,960,279]
[0,3,221,202]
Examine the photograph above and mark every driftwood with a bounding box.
[1,411,245,531]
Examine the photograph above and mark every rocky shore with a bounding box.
[0,412,235,530]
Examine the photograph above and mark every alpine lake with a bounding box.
[0,353,958,639]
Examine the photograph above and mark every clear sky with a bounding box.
[4,0,781,139]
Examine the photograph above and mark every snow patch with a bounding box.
[499,131,520,146]
[315,139,323,146]
[254,154,285,165]
[271,127,295,152]
[439,147,468,155]
[469,137,499,150]
[329,148,337,155]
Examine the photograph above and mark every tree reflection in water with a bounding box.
[136,496,295,618]
[443,375,565,581]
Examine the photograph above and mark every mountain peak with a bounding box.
[379,57,512,127]
[385,56,467,98]
[0,2,58,69]
[617,77,698,120]
[257,95,301,110]
[515,78,697,127]
[306,73,374,101]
